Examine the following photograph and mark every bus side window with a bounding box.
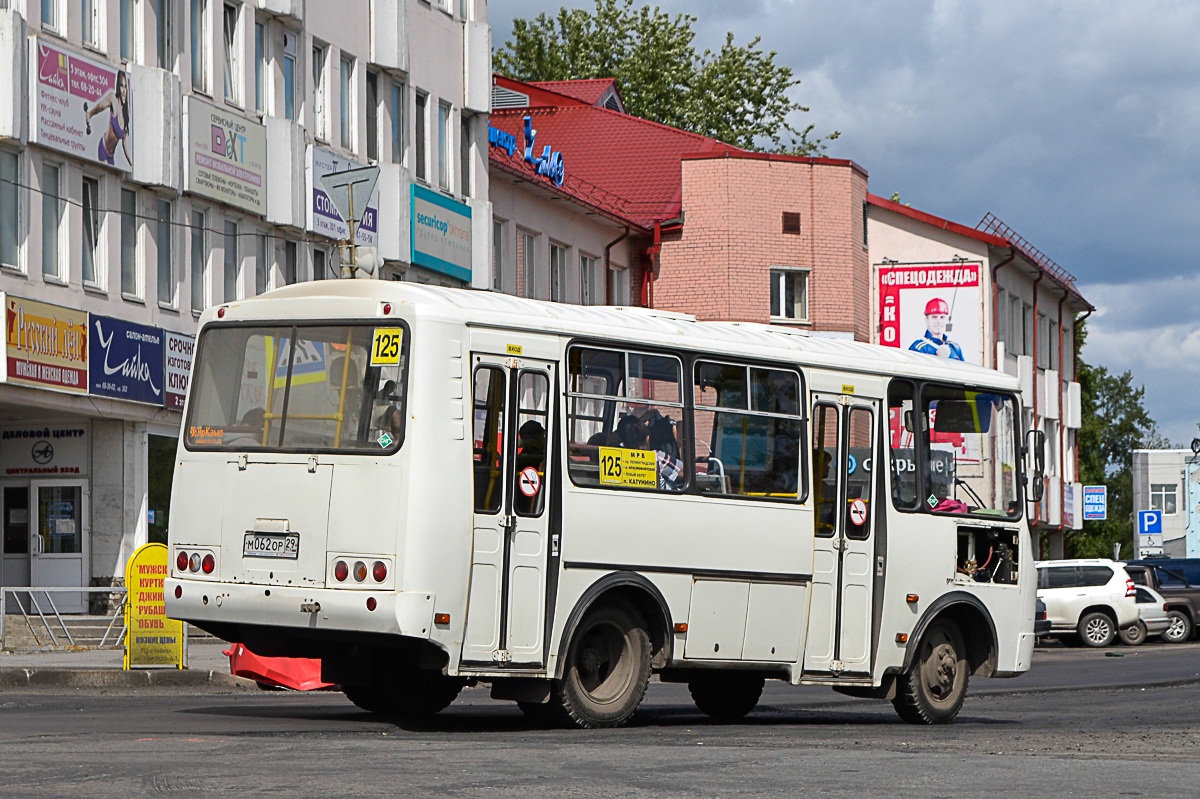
[472,367,506,514]
[888,380,920,510]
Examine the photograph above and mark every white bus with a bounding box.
[166,281,1043,727]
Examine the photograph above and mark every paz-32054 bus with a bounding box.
[166,281,1044,727]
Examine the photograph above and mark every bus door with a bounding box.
[463,354,555,668]
[803,394,879,677]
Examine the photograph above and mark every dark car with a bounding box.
[1121,559,1200,643]
[1035,598,1052,636]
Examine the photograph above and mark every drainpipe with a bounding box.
[1072,305,1094,527]
[991,249,1017,369]
[1030,270,1044,530]
[1056,288,1069,534]
[642,221,664,309]
[603,227,631,305]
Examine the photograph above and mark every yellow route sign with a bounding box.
[124,543,186,669]
[598,446,657,489]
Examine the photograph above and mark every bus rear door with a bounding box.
[804,394,879,677]
[462,350,555,669]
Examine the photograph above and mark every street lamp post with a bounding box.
[1187,438,1200,557]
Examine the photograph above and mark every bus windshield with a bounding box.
[184,323,407,453]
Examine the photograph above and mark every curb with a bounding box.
[0,668,257,690]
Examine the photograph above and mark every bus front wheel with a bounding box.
[554,602,652,729]
[892,620,969,724]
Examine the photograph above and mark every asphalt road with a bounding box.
[2,643,1199,798]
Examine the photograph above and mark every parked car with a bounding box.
[1036,559,1139,647]
[1118,585,1172,646]
[1122,559,1200,643]
[1035,598,1052,636]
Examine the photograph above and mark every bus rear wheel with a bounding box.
[344,670,465,718]
[689,673,765,721]
[553,602,652,729]
[892,620,969,724]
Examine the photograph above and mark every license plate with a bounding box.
[243,532,300,559]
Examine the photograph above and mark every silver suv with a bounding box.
[1036,559,1139,647]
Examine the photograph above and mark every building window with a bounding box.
[255,231,268,294]
[156,0,175,69]
[1022,302,1034,356]
[414,91,428,182]
[222,2,241,104]
[365,71,378,161]
[253,20,265,113]
[580,254,599,305]
[770,268,809,322]
[190,209,206,313]
[312,42,329,140]
[519,230,537,299]
[156,198,175,305]
[313,246,327,281]
[550,243,568,302]
[437,100,451,190]
[1049,319,1059,369]
[282,30,297,120]
[339,54,355,151]
[284,239,297,284]
[491,218,504,292]
[42,0,61,33]
[120,0,136,61]
[1151,484,1178,515]
[390,80,404,164]
[41,162,63,280]
[82,0,104,49]
[996,287,1008,345]
[609,266,630,306]
[191,0,209,92]
[861,201,869,247]
[223,219,238,301]
[120,187,138,295]
[782,211,801,235]
[82,176,102,287]
[0,150,19,271]
[460,113,472,197]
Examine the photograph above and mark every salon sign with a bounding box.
[2,294,88,394]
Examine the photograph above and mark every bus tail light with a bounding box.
[334,560,349,582]
[189,553,202,573]
[372,561,387,582]
[176,551,189,572]
[202,554,216,574]
[366,597,378,611]
[353,561,368,582]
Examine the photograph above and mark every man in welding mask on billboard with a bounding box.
[909,297,964,361]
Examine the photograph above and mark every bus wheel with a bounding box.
[892,620,969,724]
[554,602,652,728]
[344,672,465,718]
[689,673,765,721]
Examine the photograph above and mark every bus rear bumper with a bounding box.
[165,579,436,641]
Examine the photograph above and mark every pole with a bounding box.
[1187,455,1200,557]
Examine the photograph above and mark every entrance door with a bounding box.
[462,353,555,668]
[1,484,32,605]
[804,394,879,676]
[30,481,89,614]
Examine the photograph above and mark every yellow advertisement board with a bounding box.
[3,293,88,394]
[124,543,186,669]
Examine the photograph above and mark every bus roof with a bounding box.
[209,280,1019,390]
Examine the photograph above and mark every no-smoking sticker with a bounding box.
[519,467,541,497]
[849,498,868,526]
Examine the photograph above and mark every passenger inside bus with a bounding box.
[814,448,836,529]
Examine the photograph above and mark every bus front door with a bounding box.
[463,354,555,669]
[804,396,879,677]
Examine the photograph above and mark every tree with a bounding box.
[1070,320,1163,558]
[494,0,839,154]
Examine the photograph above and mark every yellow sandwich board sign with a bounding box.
[124,543,186,669]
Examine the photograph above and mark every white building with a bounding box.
[0,0,490,609]
[1131,449,1200,559]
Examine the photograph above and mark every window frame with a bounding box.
[120,186,140,297]
[281,29,297,121]
[437,99,452,191]
[580,254,599,306]
[82,0,106,51]
[414,90,429,182]
[1151,483,1178,515]
[769,266,810,323]
[253,17,265,114]
[549,241,568,303]
[40,160,64,282]
[339,52,355,151]
[459,112,472,198]
[365,69,379,161]
[190,208,207,314]
[390,78,405,165]
[222,0,243,105]
[81,174,104,289]
[222,218,239,301]
[41,0,63,35]
[312,40,329,141]
[156,196,176,307]
[190,0,210,93]
[0,148,22,273]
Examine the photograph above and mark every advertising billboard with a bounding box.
[89,315,165,405]
[878,263,983,365]
[2,294,88,394]
[411,184,472,282]
[184,96,267,214]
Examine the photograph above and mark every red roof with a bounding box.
[531,78,618,107]
[867,193,1008,248]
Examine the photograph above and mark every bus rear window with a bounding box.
[185,323,408,453]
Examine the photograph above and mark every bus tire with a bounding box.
[344,672,465,718]
[689,673,765,721]
[553,602,652,729]
[892,620,969,724]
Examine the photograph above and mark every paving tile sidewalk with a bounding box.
[0,642,252,689]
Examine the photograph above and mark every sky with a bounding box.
[491,0,1200,447]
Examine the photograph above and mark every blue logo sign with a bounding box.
[1082,484,1107,521]
[522,116,565,187]
[1138,510,1163,535]
[487,124,517,157]
[89,315,164,405]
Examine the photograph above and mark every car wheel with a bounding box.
[1162,610,1193,643]
[1077,611,1115,647]
[1118,620,1147,647]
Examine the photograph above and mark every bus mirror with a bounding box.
[1024,429,1046,503]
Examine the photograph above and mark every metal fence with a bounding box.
[1,587,128,652]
